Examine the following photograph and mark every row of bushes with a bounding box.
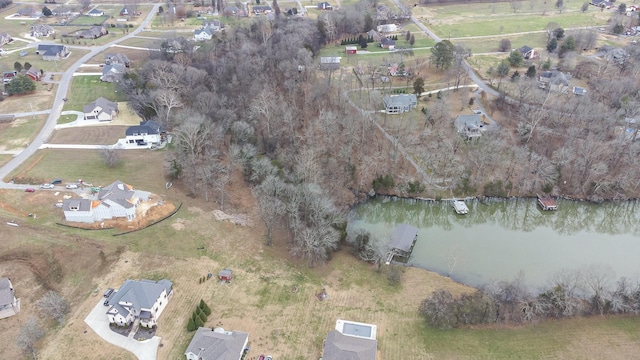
[186,299,212,331]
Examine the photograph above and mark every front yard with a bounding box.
[63,75,127,112]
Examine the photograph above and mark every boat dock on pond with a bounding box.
[537,195,558,211]
[386,224,418,265]
[452,200,469,214]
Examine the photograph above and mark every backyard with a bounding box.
[63,75,128,112]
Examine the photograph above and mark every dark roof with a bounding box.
[381,37,396,46]
[83,97,117,115]
[388,224,418,252]
[323,330,377,360]
[37,44,65,56]
[185,327,249,360]
[107,279,172,314]
[126,120,164,136]
[98,180,136,208]
[518,45,533,54]
[0,278,15,306]
[105,53,130,65]
[87,8,103,14]
[62,198,92,212]
[253,5,272,10]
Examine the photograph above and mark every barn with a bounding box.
[218,269,233,282]
[345,46,357,54]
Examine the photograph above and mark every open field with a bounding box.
[63,75,127,111]
[0,115,47,152]
[118,36,165,49]
[0,48,89,75]
[48,125,129,145]
[0,84,57,113]
[68,15,110,26]
[454,32,549,54]
[84,45,156,66]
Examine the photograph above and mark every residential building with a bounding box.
[380,37,396,50]
[572,86,587,96]
[125,120,165,145]
[194,27,214,41]
[106,279,173,328]
[87,8,104,17]
[25,67,41,81]
[345,46,357,54]
[366,29,382,42]
[83,97,118,121]
[376,24,398,33]
[322,319,378,360]
[52,6,76,16]
[0,32,12,46]
[252,5,272,15]
[78,25,108,39]
[184,327,249,360]
[0,278,20,319]
[63,180,151,223]
[317,1,333,10]
[36,44,68,61]
[202,19,224,32]
[319,57,341,70]
[105,53,130,67]
[30,24,55,38]
[538,70,571,93]
[383,94,417,114]
[518,45,539,60]
[454,114,484,140]
[100,63,126,82]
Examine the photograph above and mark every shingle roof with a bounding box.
[62,198,92,212]
[107,279,172,315]
[185,327,249,360]
[323,330,377,360]
[83,97,117,115]
[0,278,15,306]
[388,224,418,253]
[125,120,164,136]
[98,180,135,207]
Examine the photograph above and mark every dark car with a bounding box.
[50,179,63,185]
[103,288,114,298]
[25,188,35,192]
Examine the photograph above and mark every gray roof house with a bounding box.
[0,278,20,319]
[380,37,396,50]
[31,24,55,37]
[454,114,484,140]
[125,120,165,145]
[0,32,12,46]
[184,327,249,360]
[538,70,571,93]
[62,180,151,223]
[323,319,378,360]
[388,224,418,258]
[100,63,126,83]
[106,279,173,327]
[194,27,214,41]
[78,25,108,39]
[383,94,417,114]
[83,97,118,121]
[105,53,130,67]
[36,44,68,61]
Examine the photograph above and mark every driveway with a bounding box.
[84,299,160,360]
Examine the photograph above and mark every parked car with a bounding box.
[25,188,35,192]
[259,355,265,360]
[50,179,62,185]
[266,356,273,360]
[103,288,114,298]
[40,183,54,189]
[65,184,78,189]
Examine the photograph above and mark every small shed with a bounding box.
[345,46,357,55]
[218,269,233,282]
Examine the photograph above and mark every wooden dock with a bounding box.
[537,194,558,211]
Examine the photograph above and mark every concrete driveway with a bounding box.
[84,299,161,360]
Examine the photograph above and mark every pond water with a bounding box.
[348,197,640,290]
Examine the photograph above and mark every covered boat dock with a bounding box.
[386,224,419,264]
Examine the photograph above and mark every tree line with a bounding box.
[420,267,640,329]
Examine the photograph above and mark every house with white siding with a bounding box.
[0,278,20,319]
[105,279,173,328]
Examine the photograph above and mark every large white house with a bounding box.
[322,319,378,360]
[83,97,118,121]
[105,279,173,328]
[185,327,249,360]
[0,278,20,319]
[125,120,165,146]
[62,180,151,223]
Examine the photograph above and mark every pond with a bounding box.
[348,197,640,290]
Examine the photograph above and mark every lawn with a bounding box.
[48,125,129,145]
[68,15,110,26]
[0,115,47,151]
[118,36,165,49]
[458,32,549,54]
[0,84,57,113]
[0,48,89,74]
[63,75,127,112]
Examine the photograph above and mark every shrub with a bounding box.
[195,316,204,327]
[372,174,394,192]
[201,301,212,316]
[199,311,207,322]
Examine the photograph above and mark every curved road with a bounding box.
[0,5,160,187]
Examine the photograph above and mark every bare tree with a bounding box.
[358,233,389,272]
[78,0,91,10]
[16,316,45,359]
[100,147,122,167]
[37,291,70,323]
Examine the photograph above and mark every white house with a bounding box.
[62,180,151,223]
[0,278,20,320]
[87,8,104,17]
[125,120,165,145]
[83,97,118,121]
[194,28,213,41]
[323,319,378,359]
[185,327,249,360]
[376,24,398,33]
[105,279,173,328]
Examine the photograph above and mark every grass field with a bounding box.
[457,32,549,54]
[0,115,47,151]
[63,75,127,112]
[0,48,89,75]
[118,36,165,49]
[48,125,129,145]
[0,84,57,113]
[68,15,110,26]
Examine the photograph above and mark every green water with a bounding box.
[349,197,640,289]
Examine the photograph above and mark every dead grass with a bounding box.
[48,125,129,145]
[0,86,57,114]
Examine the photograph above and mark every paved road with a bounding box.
[0,5,160,185]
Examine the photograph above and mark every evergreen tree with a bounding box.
[7,75,36,95]
[547,37,558,53]
[526,65,536,78]
[24,62,32,70]
[508,50,524,67]
[405,30,411,41]
[14,62,22,72]
[199,299,205,310]
[195,316,204,327]
[199,311,207,322]
[202,302,212,316]
[187,317,196,331]
[410,34,415,46]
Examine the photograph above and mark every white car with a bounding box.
[65,184,78,189]
[40,183,54,189]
